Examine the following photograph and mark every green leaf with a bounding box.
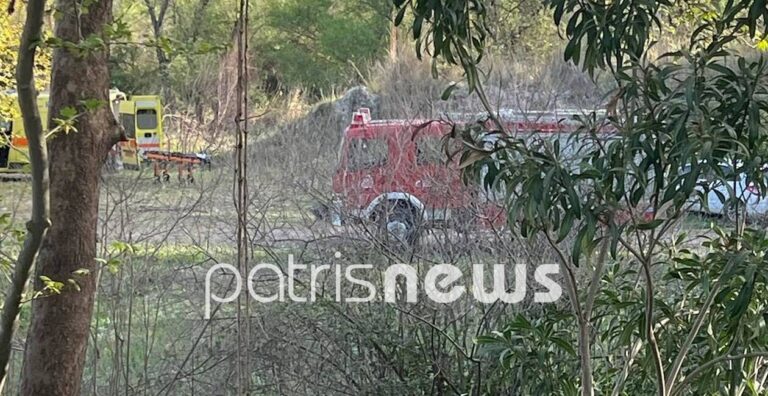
[636,219,663,230]
[758,39,768,52]
[549,336,576,356]
[67,278,81,292]
[81,98,106,111]
[59,106,77,119]
[474,335,498,344]
[394,5,408,26]
[441,82,458,100]
[572,224,589,266]
[557,211,575,242]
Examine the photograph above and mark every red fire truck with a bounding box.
[331,108,605,243]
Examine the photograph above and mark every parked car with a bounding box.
[686,164,768,221]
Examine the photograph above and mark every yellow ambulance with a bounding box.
[0,90,164,172]
[118,95,164,169]
[0,92,49,172]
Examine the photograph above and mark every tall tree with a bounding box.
[143,0,172,94]
[20,0,119,393]
[0,0,50,390]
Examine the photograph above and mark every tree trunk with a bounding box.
[389,11,398,63]
[0,0,50,389]
[20,0,118,394]
[144,0,172,97]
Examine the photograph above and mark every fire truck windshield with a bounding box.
[347,138,387,171]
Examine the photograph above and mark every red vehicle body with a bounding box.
[331,108,604,242]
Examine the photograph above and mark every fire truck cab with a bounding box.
[332,108,613,243]
[332,108,504,243]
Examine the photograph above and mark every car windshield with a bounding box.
[346,138,387,171]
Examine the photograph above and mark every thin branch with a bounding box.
[0,0,50,388]
[665,257,739,394]
[543,230,593,396]
[671,352,768,395]
[639,253,666,396]
[584,237,608,321]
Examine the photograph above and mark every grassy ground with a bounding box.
[0,159,753,396]
[0,178,32,225]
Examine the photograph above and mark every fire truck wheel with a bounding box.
[375,201,421,246]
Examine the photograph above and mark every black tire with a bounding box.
[374,201,421,246]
